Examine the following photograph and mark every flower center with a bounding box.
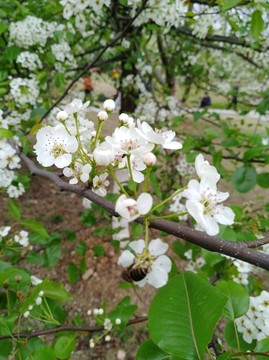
[51,143,66,158]
[121,138,138,152]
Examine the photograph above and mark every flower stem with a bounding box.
[108,167,129,197]
[149,187,186,215]
[145,218,149,247]
[148,212,188,221]
[93,120,104,149]
[127,155,137,198]
[143,167,151,192]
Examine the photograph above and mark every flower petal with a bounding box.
[149,238,168,256]
[214,206,235,225]
[118,250,135,267]
[147,267,169,288]
[129,239,145,254]
[152,255,172,273]
[54,153,72,168]
[137,193,153,215]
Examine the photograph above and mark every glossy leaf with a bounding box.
[136,340,183,360]
[251,10,264,39]
[217,281,249,320]
[54,336,76,359]
[149,273,228,359]
[231,166,256,193]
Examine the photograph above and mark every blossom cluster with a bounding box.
[33,98,235,288]
[9,16,59,48]
[9,77,39,106]
[0,139,25,198]
[236,291,269,343]
[16,52,42,71]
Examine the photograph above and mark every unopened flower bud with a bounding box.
[89,339,95,348]
[119,113,129,123]
[36,296,42,306]
[3,280,9,289]
[97,111,108,121]
[144,153,157,167]
[39,291,44,297]
[23,311,30,318]
[93,308,99,315]
[103,99,116,112]
[98,308,104,315]
[28,305,33,311]
[87,309,92,316]
[105,335,111,342]
[115,318,121,325]
[56,111,68,121]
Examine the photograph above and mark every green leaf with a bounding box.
[224,320,255,351]
[43,244,61,268]
[76,241,86,256]
[217,281,249,320]
[3,46,21,63]
[221,0,242,11]
[149,273,227,359]
[8,199,21,220]
[0,128,13,139]
[109,296,138,331]
[256,338,269,360]
[21,219,49,238]
[68,262,81,284]
[257,173,269,188]
[93,244,105,257]
[54,336,76,359]
[231,166,256,193]
[0,339,13,360]
[0,268,30,289]
[26,347,56,360]
[251,10,264,39]
[0,22,7,35]
[81,211,96,227]
[136,340,183,360]
[131,223,144,237]
[20,280,70,314]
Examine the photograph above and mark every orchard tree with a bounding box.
[0,0,269,359]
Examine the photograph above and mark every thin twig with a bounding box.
[0,316,147,340]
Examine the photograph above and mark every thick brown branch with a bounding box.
[20,153,269,271]
[0,316,147,340]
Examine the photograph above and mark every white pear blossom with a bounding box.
[93,142,115,166]
[92,172,109,197]
[236,291,269,343]
[34,123,78,168]
[137,121,182,150]
[115,193,153,221]
[103,99,116,112]
[0,226,11,240]
[14,230,29,247]
[31,275,43,286]
[63,162,92,184]
[118,238,171,288]
[184,154,234,236]
[105,126,153,156]
[7,183,25,198]
[63,98,90,114]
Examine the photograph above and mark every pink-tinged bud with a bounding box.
[97,110,108,121]
[56,111,68,121]
[103,99,116,112]
[119,113,129,123]
[144,152,157,166]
